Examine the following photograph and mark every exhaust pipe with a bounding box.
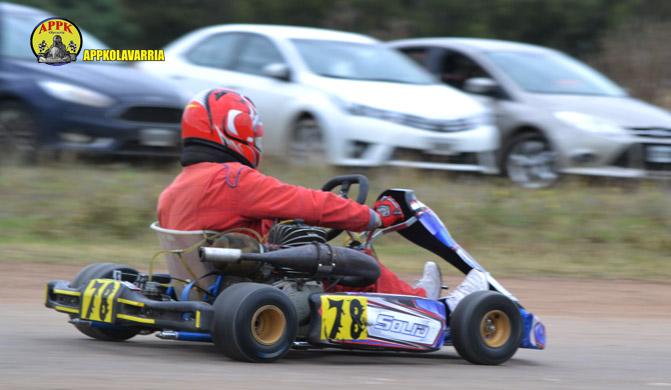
[200,243,380,287]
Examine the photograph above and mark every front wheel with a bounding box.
[450,291,522,365]
[0,102,39,164]
[212,283,297,362]
[502,132,558,189]
[69,263,141,341]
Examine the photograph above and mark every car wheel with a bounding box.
[0,102,39,164]
[450,291,522,365]
[69,263,141,341]
[503,132,558,188]
[212,283,297,362]
[289,117,325,164]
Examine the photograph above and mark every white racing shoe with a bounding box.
[414,261,442,300]
[445,269,489,312]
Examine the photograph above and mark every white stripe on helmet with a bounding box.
[226,109,243,136]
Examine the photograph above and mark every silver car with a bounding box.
[389,38,671,187]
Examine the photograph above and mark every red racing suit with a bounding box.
[157,162,425,297]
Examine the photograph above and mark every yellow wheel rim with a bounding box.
[251,305,286,346]
[480,310,511,348]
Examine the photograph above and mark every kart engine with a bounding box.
[205,223,330,280]
[273,279,323,330]
[267,222,327,248]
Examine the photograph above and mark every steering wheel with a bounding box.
[321,174,369,241]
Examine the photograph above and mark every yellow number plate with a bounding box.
[321,295,368,341]
[80,279,122,323]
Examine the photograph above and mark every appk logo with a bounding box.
[30,17,82,65]
[29,17,164,66]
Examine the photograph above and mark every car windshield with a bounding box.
[1,11,110,61]
[292,39,436,84]
[486,50,626,96]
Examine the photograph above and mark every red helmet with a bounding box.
[181,88,264,167]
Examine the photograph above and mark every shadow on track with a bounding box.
[45,334,541,367]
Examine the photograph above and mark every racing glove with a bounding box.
[372,195,405,228]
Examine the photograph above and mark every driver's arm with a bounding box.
[234,168,378,231]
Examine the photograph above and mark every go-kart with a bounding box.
[45,175,545,364]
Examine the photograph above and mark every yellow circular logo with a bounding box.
[30,17,82,65]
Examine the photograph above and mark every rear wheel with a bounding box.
[212,283,297,362]
[289,117,325,164]
[69,263,141,341]
[502,132,558,188]
[451,291,522,365]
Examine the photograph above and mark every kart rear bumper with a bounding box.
[45,279,214,333]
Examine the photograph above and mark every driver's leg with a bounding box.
[374,261,429,296]
[327,257,441,298]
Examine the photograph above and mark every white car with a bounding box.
[138,25,498,172]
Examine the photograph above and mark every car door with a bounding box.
[226,33,298,154]
[407,46,518,138]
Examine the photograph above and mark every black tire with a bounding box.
[289,117,325,165]
[212,283,297,362]
[451,291,522,365]
[501,132,558,189]
[69,263,141,341]
[0,101,39,164]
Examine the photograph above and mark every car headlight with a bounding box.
[38,81,115,108]
[469,112,494,127]
[554,111,626,137]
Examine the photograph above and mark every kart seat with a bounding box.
[150,222,221,301]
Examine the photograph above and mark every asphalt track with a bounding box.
[2,263,671,390]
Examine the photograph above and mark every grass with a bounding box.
[1,159,670,281]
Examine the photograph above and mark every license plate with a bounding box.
[430,139,456,155]
[646,145,671,163]
[140,128,178,147]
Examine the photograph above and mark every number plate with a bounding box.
[81,279,122,323]
[646,145,671,163]
[139,128,178,147]
[430,139,456,155]
[320,296,368,341]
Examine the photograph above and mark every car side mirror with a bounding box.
[262,63,291,82]
[464,77,499,97]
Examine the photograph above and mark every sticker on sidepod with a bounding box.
[321,296,368,340]
[368,306,442,344]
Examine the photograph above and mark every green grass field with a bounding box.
[1,160,669,280]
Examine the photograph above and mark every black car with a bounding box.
[0,2,185,160]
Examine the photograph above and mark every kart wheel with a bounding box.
[69,263,141,341]
[450,291,522,365]
[212,283,297,362]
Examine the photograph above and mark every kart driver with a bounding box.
[157,89,442,299]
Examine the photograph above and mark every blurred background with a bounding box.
[14,0,671,105]
[0,0,669,281]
